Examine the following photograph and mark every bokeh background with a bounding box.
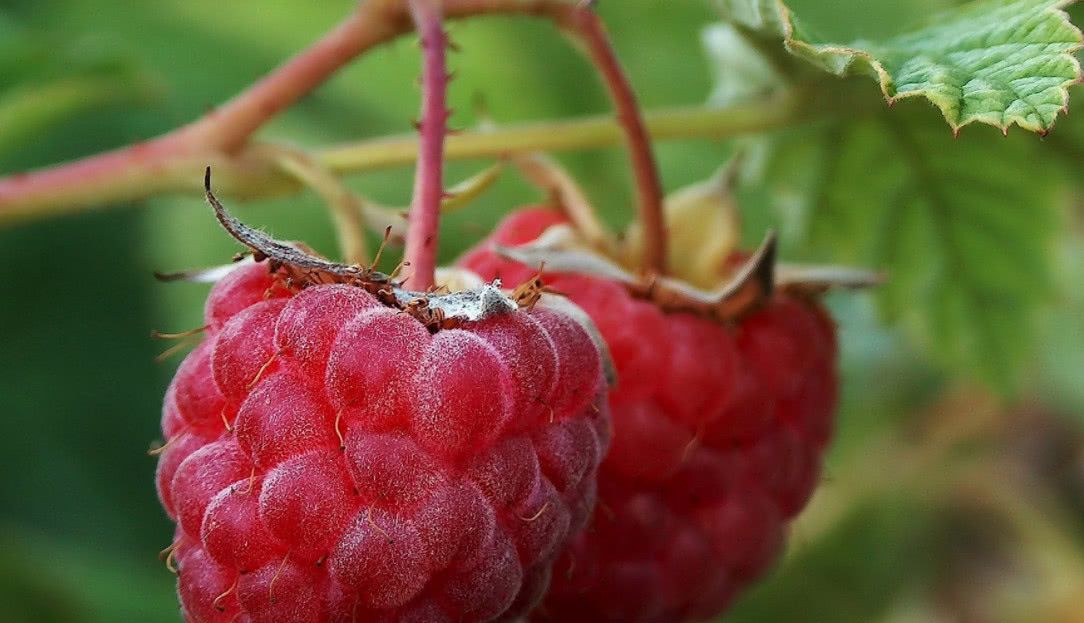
[1,0,1083,621]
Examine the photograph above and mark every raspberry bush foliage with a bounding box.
[2,1,1084,623]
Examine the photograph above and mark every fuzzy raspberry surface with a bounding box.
[460,209,839,622]
[156,262,610,623]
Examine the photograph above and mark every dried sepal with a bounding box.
[154,256,255,283]
[495,225,877,322]
[775,263,886,295]
[494,225,777,320]
[493,224,638,285]
[624,157,744,287]
[643,231,776,321]
[202,167,522,330]
[205,167,382,283]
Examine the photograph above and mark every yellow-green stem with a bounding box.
[318,97,799,173]
[0,98,802,226]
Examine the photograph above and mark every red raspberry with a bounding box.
[156,261,611,623]
[460,208,838,622]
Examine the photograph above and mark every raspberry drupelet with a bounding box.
[461,208,839,622]
[156,261,611,623]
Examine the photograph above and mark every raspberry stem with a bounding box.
[0,0,810,225]
[183,4,397,153]
[404,0,449,292]
[561,2,668,275]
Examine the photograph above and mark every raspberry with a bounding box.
[460,208,839,622]
[156,261,611,623]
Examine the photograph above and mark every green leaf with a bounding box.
[747,103,1062,390]
[715,0,1084,133]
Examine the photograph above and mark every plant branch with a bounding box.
[317,96,801,171]
[0,0,411,223]
[560,2,667,274]
[185,4,407,152]
[404,0,449,291]
[0,98,801,225]
[0,0,805,226]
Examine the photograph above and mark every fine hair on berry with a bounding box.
[156,262,611,622]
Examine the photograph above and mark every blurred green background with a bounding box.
[1,0,1082,621]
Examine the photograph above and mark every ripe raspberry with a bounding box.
[460,208,838,622]
[156,261,611,623]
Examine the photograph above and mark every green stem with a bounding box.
[0,98,802,225]
[317,96,800,173]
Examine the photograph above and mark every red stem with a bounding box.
[0,0,666,233]
[564,5,667,275]
[0,3,406,219]
[185,8,398,152]
[403,0,449,292]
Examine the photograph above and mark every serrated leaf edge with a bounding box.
[765,0,1084,134]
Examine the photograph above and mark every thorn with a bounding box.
[411,118,422,132]
[446,36,460,53]
[952,127,961,139]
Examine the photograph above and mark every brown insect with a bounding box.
[511,263,563,311]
